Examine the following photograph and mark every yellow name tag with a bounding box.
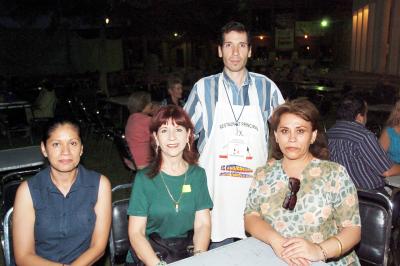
[182,185,191,193]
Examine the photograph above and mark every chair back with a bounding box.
[1,168,40,225]
[109,183,132,266]
[355,189,393,266]
[114,132,136,171]
[2,207,15,266]
[4,105,33,146]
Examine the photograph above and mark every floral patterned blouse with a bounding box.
[244,159,361,266]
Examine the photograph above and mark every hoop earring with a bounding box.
[187,142,191,151]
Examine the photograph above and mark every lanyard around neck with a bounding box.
[222,80,247,126]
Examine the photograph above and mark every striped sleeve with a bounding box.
[359,133,393,175]
[184,82,204,139]
[270,81,285,112]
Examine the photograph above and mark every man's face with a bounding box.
[218,31,251,74]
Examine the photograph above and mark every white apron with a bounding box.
[199,74,268,241]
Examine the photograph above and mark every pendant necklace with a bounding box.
[160,170,187,213]
[222,80,246,135]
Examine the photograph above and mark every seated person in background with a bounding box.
[327,94,400,194]
[125,91,153,169]
[126,105,212,266]
[33,80,57,118]
[245,99,361,265]
[150,100,161,116]
[161,77,185,107]
[379,99,400,164]
[13,117,111,266]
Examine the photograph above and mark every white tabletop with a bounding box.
[385,175,400,188]
[106,96,129,107]
[170,237,327,266]
[0,146,45,173]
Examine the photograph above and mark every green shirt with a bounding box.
[128,164,213,238]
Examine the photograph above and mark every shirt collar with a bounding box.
[46,165,83,194]
[338,120,366,128]
[222,69,252,89]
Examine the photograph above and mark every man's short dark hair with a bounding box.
[336,94,367,121]
[220,21,251,46]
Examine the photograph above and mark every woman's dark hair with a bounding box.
[42,117,82,144]
[220,21,251,46]
[269,98,329,160]
[147,105,198,178]
[336,94,367,121]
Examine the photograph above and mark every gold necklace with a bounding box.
[159,170,187,213]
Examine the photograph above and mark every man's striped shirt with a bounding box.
[184,71,284,153]
[327,120,393,190]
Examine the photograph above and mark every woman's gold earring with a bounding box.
[187,142,191,151]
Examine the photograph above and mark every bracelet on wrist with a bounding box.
[193,249,204,255]
[330,236,343,257]
[316,243,327,262]
[156,260,167,266]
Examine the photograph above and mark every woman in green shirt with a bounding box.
[127,105,213,266]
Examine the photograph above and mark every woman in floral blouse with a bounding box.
[244,99,361,266]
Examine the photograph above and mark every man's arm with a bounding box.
[360,133,397,177]
[271,82,285,109]
[184,82,204,139]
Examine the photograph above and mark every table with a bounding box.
[0,100,33,121]
[385,175,400,188]
[0,146,45,173]
[368,104,393,113]
[106,95,129,107]
[385,175,400,203]
[170,237,327,266]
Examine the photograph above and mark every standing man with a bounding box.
[184,21,284,247]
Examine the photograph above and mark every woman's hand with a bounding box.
[281,237,324,262]
[269,237,310,266]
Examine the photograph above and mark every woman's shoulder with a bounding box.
[78,165,101,185]
[311,159,351,182]
[253,159,279,181]
[133,168,154,183]
[27,167,50,188]
[131,112,151,121]
[79,164,100,175]
[386,126,400,136]
[188,164,207,180]
[189,164,205,172]
[311,159,346,173]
